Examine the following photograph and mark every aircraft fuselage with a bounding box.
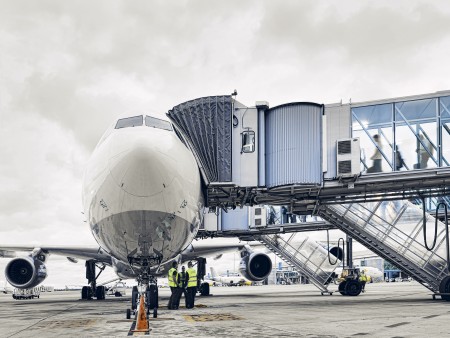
[82,116,203,276]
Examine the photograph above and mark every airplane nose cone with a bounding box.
[109,141,173,197]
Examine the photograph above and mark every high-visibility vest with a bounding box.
[168,267,178,287]
[359,274,368,282]
[187,267,197,287]
[178,271,188,287]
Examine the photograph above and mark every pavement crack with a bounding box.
[422,314,439,319]
[385,322,410,328]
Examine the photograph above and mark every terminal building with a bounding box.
[167,90,450,298]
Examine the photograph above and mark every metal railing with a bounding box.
[319,199,450,292]
[255,234,339,293]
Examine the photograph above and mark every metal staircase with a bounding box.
[255,234,339,293]
[319,200,449,292]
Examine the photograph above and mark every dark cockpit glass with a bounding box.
[115,115,143,129]
[145,116,173,131]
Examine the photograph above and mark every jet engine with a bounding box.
[329,246,344,261]
[239,251,272,281]
[5,256,47,289]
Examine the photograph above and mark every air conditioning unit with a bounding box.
[336,138,360,177]
[249,206,267,228]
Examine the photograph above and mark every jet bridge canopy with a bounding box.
[167,95,233,184]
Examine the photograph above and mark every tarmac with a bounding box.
[0,282,449,338]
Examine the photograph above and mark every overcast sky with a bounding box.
[1,0,450,287]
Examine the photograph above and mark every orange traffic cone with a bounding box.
[133,295,149,333]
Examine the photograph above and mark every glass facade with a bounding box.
[352,95,450,173]
[440,96,450,166]
[352,104,392,173]
[395,99,437,170]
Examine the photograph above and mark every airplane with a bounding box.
[0,280,13,294]
[210,267,250,286]
[0,114,272,317]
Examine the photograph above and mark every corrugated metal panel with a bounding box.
[323,104,351,179]
[221,208,249,231]
[167,96,232,183]
[265,103,323,187]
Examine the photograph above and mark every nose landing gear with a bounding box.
[127,277,159,320]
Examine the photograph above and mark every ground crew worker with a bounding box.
[186,261,197,309]
[359,270,368,292]
[175,265,189,308]
[338,269,348,283]
[168,261,179,309]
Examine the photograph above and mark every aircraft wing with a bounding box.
[180,241,254,260]
[0,246,112,265]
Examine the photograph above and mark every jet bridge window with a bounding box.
[145,116,173,131]
[115,115,143,129]
[241,130,255,153]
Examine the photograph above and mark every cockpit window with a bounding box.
[145,116,173,131]
[115,115,143,129]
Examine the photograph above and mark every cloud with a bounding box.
[0,112,93,246]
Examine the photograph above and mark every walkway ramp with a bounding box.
[255,234,339,293]
[319,200,449,292]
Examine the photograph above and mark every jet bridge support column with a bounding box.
[255,234,339,294]
[318,200,450,295]
[346,236,353,268]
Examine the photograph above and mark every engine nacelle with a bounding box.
[329,246,344,261]
[239,252,272,281]
[5,257,47,289]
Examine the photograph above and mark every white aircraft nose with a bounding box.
[108,138,173,197]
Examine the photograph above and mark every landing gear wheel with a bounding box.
[126,308,131,319]
[200,282,210,296]
[153,307,157,318]
[345,280,362,296]
[115,291,122,297]
[146,284,158,310]
[338,281,347,295]
[439,275,450,301]
[81,286,92,300]
[131,286,139,310]
[96,285,106,300]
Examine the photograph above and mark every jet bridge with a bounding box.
[167,91,450,299]
[167,93,450,212]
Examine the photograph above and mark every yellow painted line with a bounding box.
[183,313,243,322]
[183,315,196,322]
